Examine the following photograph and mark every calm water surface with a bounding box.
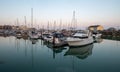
[0,36,120,72]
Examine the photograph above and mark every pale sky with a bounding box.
[0,0,120,29]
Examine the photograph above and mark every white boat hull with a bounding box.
[93,34,102,38]
[16,34,22,38]
[67,37,94,47]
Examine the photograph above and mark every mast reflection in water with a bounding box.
[0,36,120,72]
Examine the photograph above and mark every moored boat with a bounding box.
[16,31,22,39]
[45,32,68,47]
[66,30,94,47]
[29,31,39,39]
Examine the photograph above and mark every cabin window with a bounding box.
[73,36,88,39]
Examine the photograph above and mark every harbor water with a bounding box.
[0,36,120,72]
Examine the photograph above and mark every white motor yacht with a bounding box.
[66,30,94,47]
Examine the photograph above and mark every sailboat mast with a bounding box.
[24,16,26,27]
[59,19,62,31]
[47,21,49,32]
[17,18,19,26]
[54,21,56,31]
[31,8,33,28]
[73,11,75,30]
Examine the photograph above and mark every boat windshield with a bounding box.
[72,30,89,38]
[73,36,88,39]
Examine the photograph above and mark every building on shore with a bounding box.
[0,25,29,31]
[88,25,104,33]
[0,25,12,30]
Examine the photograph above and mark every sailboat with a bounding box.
[15,19,22,39]
[29,28,39,39]
[29,8,39,39]
[66,11,94,47]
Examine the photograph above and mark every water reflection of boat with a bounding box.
[94,38,103,43]
[44,41,67,58]
[52,47,67,59]
[45,41,67,53]
[30,39,38,44]
[22,32,29,40]
[64,44,93,59]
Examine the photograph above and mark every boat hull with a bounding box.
[67,37,94,47]
[93,34,102,38]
